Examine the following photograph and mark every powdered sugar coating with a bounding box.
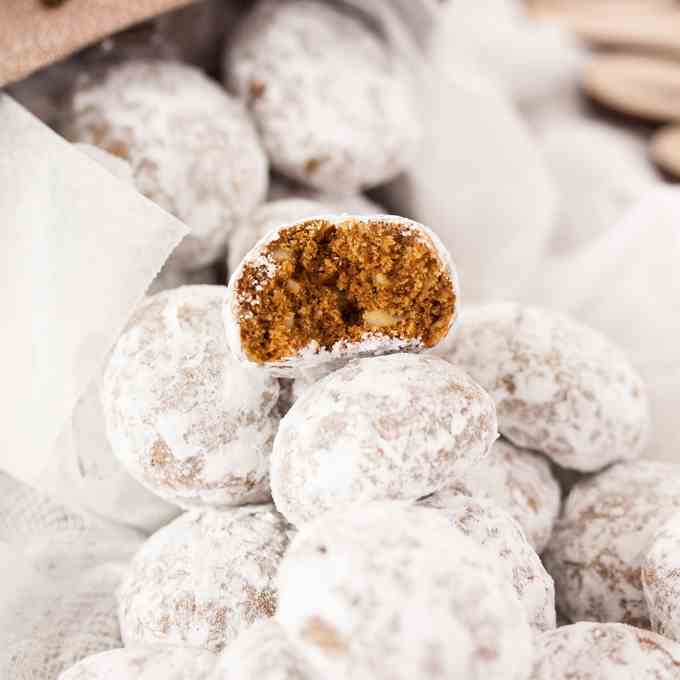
[225,0,421,193]
[276,502,533,680]
[118,506,291,653]
[543,461,680,627]
[642,512,680,642]
[58,646,217,680]
[420,494,556,632]
[443,303,650,472]
[271,354,497,526]
[225,214,459,375]
[443,438,561,553]
[210,619,314,680]
[63,60,268,270]
[102,286,280,509]
[530,622,680,680]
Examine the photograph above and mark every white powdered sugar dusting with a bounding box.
[440,438,561,553]
[101,285,280,509]
[443,302,650,472]
[530,622,680,680]
[58,646,217,680]
[419,494,556,632]
[544,461,680,628]
[276,502,533,680]
[63,60,268,270]
[642,511,680,643]
[270,353,497,526]
[117,505,292,653]
[225,0,421,193]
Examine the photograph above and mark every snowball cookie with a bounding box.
[444,303,650,472]
[420,494,556,632]
[62,60,268,270]
[530,622,680,680]
[118,505,291,652]
[277,502,533,680]
[227,196,382,274]
[225,215,458,373]
[642,512,680,642]
[102,286,280,509]
[225,0,421,193]
[227,199,336,275]
[58,646,217,680]
[210,619,315,680]
[271,354,497,526]
[543,461,680,628]
[446,438,561,553]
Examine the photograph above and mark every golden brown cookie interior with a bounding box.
[235,217,456,363]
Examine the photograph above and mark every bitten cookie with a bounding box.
[102,286,280,509]
[420,494,556,632]
[58,646,216,680]
[444,303,650,471]
[445,438,561,553]
[225,215,458,373]
[210,619,314,680]
[276,502,533,680]
[271,354,497,526]
[530,622,680,680]
[225,0,421,193]
[642,512,680,642]
[63,60,268,270]
[118,505,291,652]
[543,461,680,627]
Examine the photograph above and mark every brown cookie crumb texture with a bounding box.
[236,218,455,363]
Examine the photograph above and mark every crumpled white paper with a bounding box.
[0,95,187,510]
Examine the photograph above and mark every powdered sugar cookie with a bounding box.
[271,354,497,526]
[543,461,680,627]
[444,303,650,472]
[447,438,561,553]
[58,646,217,680]
[276,502,533,680]
[420,494,556,632]
[210,618,314,680]
[118,505,291,653]
[102,286,280,509]
[530,622,680,680]
[225,215,458,374]
[63,60,268,270]
[225,0,421,193]
[642,511,680,642]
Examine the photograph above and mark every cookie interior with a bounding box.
[235,217,456,363]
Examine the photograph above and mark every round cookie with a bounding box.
[118,505,291,653]
[543,461,680,627]
[102,286,280,509]
[444,303,650,472]
[420,494,556,632]
[58,646,217,680]
[271,354,498,526]
[225,215,458,373]
[642,511,680,642]
[63,60,268,270]
[210,619,315,680]
[530,622,680,680]
[445,438,561,553]
[276,502,533,680]
[225,0,421,193]
[227,199,336,275]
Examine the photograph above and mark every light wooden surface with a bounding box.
[0,0,197,87]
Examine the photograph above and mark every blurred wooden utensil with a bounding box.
[651,124,680,177]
